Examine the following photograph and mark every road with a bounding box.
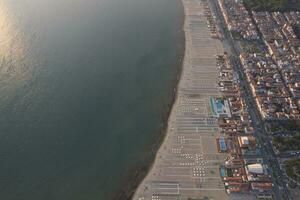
[209,0,291,199]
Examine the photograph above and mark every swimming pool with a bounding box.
[219,137,226,151]
[220,167,226,177]
[216,100,224,110]
[210,97,217,115]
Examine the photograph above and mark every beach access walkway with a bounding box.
[133,0,228,199]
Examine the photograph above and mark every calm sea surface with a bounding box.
[0,0,183,199]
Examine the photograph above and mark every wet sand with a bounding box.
[133,0,229,199]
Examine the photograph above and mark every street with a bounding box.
[209,0,291,199]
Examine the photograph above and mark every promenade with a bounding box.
[133,0,227,199]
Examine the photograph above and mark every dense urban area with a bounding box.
[212,0,300,199]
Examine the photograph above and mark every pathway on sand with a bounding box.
[133,0,228,199]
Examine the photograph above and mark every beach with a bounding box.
[133,0,228,199]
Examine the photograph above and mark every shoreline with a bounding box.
[112,0,186,199]
[131,2,187,198]
[132,0,228,199]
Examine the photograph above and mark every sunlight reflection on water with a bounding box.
[0,2,38,105]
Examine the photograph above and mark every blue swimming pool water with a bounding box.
[219,138,226,151]
[220,168,225,177]
[216,100,223,110]
[210,97,217,115]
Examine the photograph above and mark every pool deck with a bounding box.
[133,0,228,199]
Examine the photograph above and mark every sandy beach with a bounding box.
[133,0,228,199]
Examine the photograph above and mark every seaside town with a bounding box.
[215,54,272,194]
[134,0,300,200]
[219,0,300,120]
[214,53,276,199]
[215,0,300,199]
